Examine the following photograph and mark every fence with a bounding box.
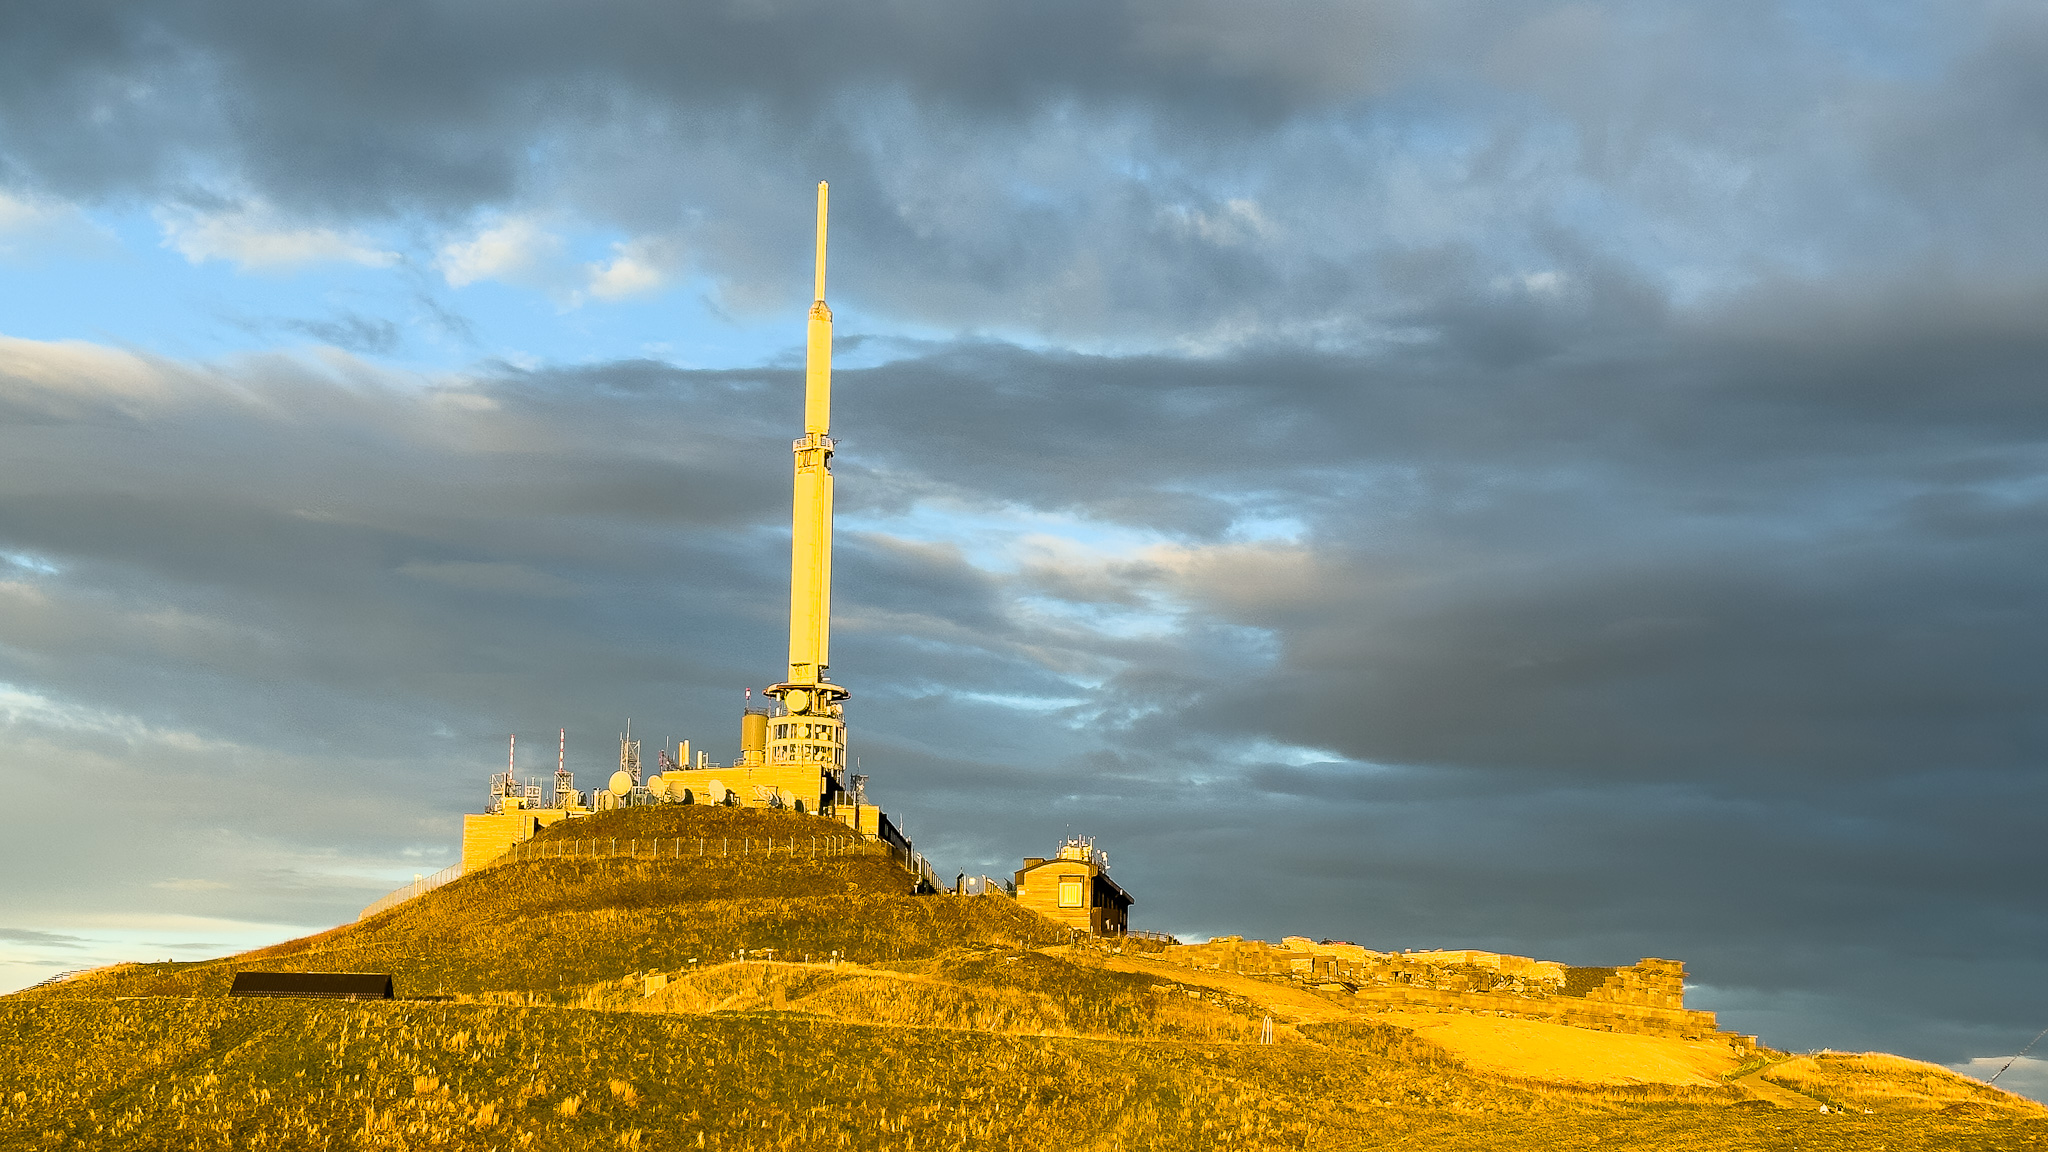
[878,839,944,893]
[955,874,1016,897]
[28,968,92,990]
[495,833,866,865]
[358,861,465,921]
[358,833,872,920]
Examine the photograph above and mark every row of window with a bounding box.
[770,744,847,765]
[773,722,841,741]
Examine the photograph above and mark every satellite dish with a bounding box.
[704,779,727,805]
[595,789,619,811]
[786,688,812,714]
[776,787,795,809]
[646,775,669,800]
[609,771,632,797]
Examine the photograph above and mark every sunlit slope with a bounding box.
[32,806,1064,1001]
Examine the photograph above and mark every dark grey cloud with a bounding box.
[0,928,86,947]
[6,0,2046,346]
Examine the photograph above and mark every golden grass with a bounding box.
[1761,1050,2033,1115]
[6,998,2044,1150]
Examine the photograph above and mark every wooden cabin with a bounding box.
[1014,837,1131,936]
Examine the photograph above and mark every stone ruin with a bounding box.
[1148,935,1752,1047]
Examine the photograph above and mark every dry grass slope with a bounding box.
[4,806,2043,1150]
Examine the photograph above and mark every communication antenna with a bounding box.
[619,721,642,785]
[554,728,574,808]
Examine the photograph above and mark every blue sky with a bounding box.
[0,199,813,370]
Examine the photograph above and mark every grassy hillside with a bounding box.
[31,806,1065,1002]
[5,805,2042,1150]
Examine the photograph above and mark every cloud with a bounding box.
[0,335,175,419]
[149,878,232,892]
[280,311,404,355]
[0,191,112,261]
[587,235,682,300]
[437,216,566,289]
[1952,1056,2048,1106]
[397,560,578,597]
[0,928,87,947]
[0,0,2034,343]
[159,205,398,270]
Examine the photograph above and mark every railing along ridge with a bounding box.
[358,861,465,921]
[358,833,870,920]
[498,833,867,865]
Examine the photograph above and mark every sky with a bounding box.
[3,0,2048,1099]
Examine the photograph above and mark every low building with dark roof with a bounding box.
[1014,837,1131,936]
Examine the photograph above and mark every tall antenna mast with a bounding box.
[768,181,850,729]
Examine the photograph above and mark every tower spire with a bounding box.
[769,182,849,726]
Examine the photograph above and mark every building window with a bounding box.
[1058,878,1083,907]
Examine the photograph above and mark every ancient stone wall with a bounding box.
[1153,937,1732,1043]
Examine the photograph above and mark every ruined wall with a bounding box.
[1153,937,1728,1042]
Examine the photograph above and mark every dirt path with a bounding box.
[1731,1068,1828,1109]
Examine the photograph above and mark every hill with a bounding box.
[5,805,2042,1150]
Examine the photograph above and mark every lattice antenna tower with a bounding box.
[619,719,642,786]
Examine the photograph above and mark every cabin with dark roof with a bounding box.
[1014,837,1131,936]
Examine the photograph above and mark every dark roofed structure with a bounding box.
[229,971,393,1000]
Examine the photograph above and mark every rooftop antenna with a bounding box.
[555,728,574,809]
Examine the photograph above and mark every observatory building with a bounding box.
[460,183,910,872]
